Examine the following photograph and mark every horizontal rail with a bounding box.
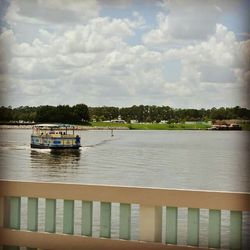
[0,180,250,210]
[0,228,208,250]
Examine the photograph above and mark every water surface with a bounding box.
[0,129,249,248]
[0,129,249,192]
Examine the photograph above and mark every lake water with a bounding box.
[0,129,249,248]
[0,129,249,192]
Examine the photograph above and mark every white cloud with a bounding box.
[163,24,237,67]
[200,65,236,83]
[155,23,248,107]
[1,9,161,106]
[0,29,16,62]
[143,1,226,46]
[233,39,250,107]
[0,0,249,108]
[160,0,244,12]
[4,0,100,25]
[58,16,138,54]
[142,12,171,45]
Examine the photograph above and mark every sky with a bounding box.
[0,0,249,108]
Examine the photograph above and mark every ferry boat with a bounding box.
[31,124,81,149]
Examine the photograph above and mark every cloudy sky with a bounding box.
[0,0,249,108]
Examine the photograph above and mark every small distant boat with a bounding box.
[31,124,81,149]
[228,124,242,130]
[208,124,242,131]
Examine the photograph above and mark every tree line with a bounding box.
[0,104,249,124]
[0,104,90,124]
[89,105,250,123]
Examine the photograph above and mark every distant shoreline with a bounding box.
[1,123,248,131]
[0,124,209,130]
[0,125,129,130]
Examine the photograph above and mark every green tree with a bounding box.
[0,106,13,121]
[73,104,90,122]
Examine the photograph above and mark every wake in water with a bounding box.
[84,138,115,148]
[30,148,51,153]
[0,144,30,151]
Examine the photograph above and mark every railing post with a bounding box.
[45,199,56,233]
[82,201,93,236]
[4,197,21,250]
[27,198,38,231]
[166,207,177,244]
[230,211,242,250]
[9,197,21,230]
[100,202,111,238]
[0,197,3,227]
[63,200,74,234]
[208,209,221,248]
[27,197,38,250]
[3,197,10,228]
[187,208,199,246]
[119,203,131,240]
[139,205,162,242]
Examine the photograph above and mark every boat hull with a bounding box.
[30,143,81,149]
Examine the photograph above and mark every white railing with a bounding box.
[0,180,249,249]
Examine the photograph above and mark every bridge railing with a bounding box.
[0,180,249,250]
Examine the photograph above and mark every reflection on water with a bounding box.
[31,149,81,165]
[30,149,81,178]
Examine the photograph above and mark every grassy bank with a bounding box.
[1,122,248,130]
[241,123,250,130]
[129,123,211,130]
[91,122,211,130]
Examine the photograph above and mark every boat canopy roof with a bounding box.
[33,124,75,129]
